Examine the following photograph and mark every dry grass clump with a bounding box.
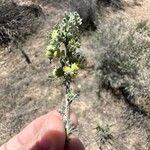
[94,17,150,113]
[0,1,43,47]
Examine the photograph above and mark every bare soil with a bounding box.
[0,0,150,149]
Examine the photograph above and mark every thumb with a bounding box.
[24,111,66,150]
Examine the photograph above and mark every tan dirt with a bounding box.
[0,0,150,149]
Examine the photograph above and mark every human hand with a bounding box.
[0,111,84,150]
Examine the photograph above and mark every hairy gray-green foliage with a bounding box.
[43,0,97,23]
[69,0,97,30]
[94,18,150,101]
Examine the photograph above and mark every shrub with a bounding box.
[94,17,150,102]
[96,123,114,149]
[0,2,43,47]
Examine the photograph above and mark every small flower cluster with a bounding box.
[46,12,84,80]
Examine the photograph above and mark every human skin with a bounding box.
[0,111,84,150]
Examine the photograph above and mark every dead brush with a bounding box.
[0,1,43,47]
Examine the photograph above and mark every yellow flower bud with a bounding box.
[63,66,72,74]
[63,63,79,79]
[71,63,79,71]
[70,72,77,79]
[51,30,59,40]
[53,50,58,58]
[46,50,53,58]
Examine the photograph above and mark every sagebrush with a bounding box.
[94,17,150,105]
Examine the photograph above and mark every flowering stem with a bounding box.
[64,75,71,135]
[46,11,83,136]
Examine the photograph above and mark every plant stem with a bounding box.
[65,93,70,135]
[64,75,71,135]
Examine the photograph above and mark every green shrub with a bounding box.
[94,18,150,101]
[96,123,114,149]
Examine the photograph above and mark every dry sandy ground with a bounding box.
[0,0,150,149]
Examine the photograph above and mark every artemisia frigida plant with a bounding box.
[45,12,84,137]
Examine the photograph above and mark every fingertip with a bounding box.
[46,110,63,119]
[66,136,85,150]
[0,143,6,150]
[37,111,66,149]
